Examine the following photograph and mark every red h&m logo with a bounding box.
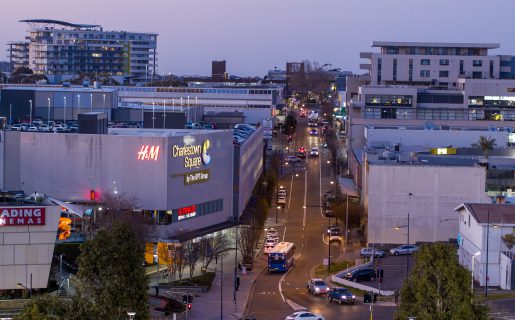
[137,145,160,161]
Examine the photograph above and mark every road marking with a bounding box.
[302,170,307,230]
[282,226,287,242]
[278,263,295,302]
[319,143,322,216]
[285,299,307,311]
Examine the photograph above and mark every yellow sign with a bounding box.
[430,148,456,155]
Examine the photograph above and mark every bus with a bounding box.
[268,242,295,272]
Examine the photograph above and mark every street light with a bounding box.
[201,261,223,320]
[29,99,33,124]
[63,96,67,124]
[471,251,480,295]
[127,312,136,320]
[47,98,51,126]
[394,212,410,278]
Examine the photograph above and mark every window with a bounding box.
[421,59,430,65]
[460,60,464,74]
[439,70,449,77]
[393,59,397,81]
[439,59,449,66]
[377,58,382,83]
[420,70,430,77]
[386,47,399,54]
[472,71,482,79]
[473,60,482,67]
[408,59,413,82]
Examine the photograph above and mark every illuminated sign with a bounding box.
[430,148,457,155]
[172,140,211,169]
[137,145,160,161]
[176,205,197,221]
[184,170,210,185]
[0,208,46,226]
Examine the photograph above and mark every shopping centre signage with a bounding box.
[184,169,210,185]
[176,205,197,221]
[137,145,160,161]
[0,207,46,226]
[172,140,211,169]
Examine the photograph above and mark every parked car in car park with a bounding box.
[344,268,376,282]
[360,247,386,258]
[327,287,356,304]
[389,245,419,256]
[307,279,330,296]
[285,312,325,320]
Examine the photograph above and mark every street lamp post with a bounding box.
[47,98,51,126]
[63,97,67,124]
[163,100,166,129]
[395,212,411,278]
[127,312,136,320]
[152,102,155,129]
[90,93,93,111]
[485,210,490,297]
[327,217,331,271]
[29,100,32,124]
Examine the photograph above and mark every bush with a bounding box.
[53,243,81,266]
[157,298,186,315]
[172,272,216,290]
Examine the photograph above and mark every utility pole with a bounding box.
[220,255,223,320]
[406,212,410,277]
[485,210,490,297]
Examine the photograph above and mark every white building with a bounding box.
[455,203,515,290]
[0,199,61,290]
[363,153,490,245]
[360,41,514,88]
[8,19,157,83]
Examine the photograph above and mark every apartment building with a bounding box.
[7,19,157,83]
[360,41,515,88]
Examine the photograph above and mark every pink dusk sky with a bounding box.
[1,0,514,76]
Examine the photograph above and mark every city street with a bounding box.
[247,114,396,319]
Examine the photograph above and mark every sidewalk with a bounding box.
[187,217,284,320]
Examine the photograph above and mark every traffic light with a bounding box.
[187,303,192,310]
[182,294,193,303]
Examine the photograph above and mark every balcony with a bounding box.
[360,64,371,70]
[360,52,372,59]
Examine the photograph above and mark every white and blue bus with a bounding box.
[268,242,295,272]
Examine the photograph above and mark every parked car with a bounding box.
[37,124,50,132]
[329,230,342,243]
[10,124,22,131]
[389,245,419,256]
[307,279,330,296]
[285,312,325,320]
[360,247,386,258]
[309,147,319,157]
[327,224,340,234]
[27,126,38,132]
[344,268,376,282]
[277,195,287,205]
[327,287,356,304]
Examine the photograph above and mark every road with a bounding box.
[247,114,396,319]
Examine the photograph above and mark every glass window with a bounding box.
[439,59,449,66]
[439,70,449,77]
[421,59,431,65]
[473,60,483,67]
[420,70,430,77]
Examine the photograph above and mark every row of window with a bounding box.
[364,95,413,106]
[384,46,483,56]
[158,198,224,225]
[364,107,515,121]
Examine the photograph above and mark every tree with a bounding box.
[183,239,201,278]
[77,222,150,320]
[237,226,257,265]
[395,243,489,320]
[283,111,297,136]
[199,234,229,269]
[287,60,330,101]
[472,136,497,159]
[502,233,515,250]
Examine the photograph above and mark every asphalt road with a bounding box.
[247,115,396,320]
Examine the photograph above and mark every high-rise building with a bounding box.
[7,19,158,83]
[212,60,227,80]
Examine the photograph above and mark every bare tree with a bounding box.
[172,244,186,282]
[199,234,229,269]
[287,60,330,100]
[236,227,257,266]
[183,240,202,278]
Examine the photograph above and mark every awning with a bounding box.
[48,198,92,218]
[338,177,360,198]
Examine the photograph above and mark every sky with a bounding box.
[1,0,515,77]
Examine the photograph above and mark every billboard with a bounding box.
[0,207,46,226]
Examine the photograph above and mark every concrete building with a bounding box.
[363,153,490,246]
[212,60,227,80]
[455,203,515,290]
[0,197,61,290]
[360,41,515,88]
[7,19,157,83]
[1,127,263,240]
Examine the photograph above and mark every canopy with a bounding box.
[337,177,360,198]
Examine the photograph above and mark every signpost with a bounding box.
[0,208,46,226]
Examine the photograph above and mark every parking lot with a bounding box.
[358,254,415,291]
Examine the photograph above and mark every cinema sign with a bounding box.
[0,208,46,226]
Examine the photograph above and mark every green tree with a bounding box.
[283,111,297,136]
[395,243,488,320]
[77,223,149,320]
[14,295,68,320]
[472,135,497,159]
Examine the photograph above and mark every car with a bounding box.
[297,147,307,158]
[327,224,340,234]
[278,189,287,197]
[344,268,376,282]
[327,287,356,304]
[324,209,335,218]
[27,126,38,132]
[309,147,319,157]
[389,245,419,256]
[285,156,301,163]
[264,239,278,254]
[10,124,22,131]
[299,112,306,118]
[285,311,325,320]
[321,142,328,149]
[37,124,50,132]
[322,120,330,125]
[32,119,43,126]
[277,196,286,204]
[329,230,342,243]
[309,129,318,136]
[266,228,278,237]
[53,127,68,133]
[360,247,386,258]
[266,234,279,242]
[307,279,330,296]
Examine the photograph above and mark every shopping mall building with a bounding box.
[0,127,264,241]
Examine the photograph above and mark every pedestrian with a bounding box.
[394,289,399,304]
[155,285,159,298]
[238,263,242,272]
[215,254,218,264]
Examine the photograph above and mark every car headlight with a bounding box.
[341,295,346,299]
[315,288,320,291]
[352,295,356,299]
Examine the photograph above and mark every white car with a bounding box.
[266,228,278,237]
[37,124,50,132]
[264,239,278,254]
[10,124,22,131]
[309,147,319,157]
[266,234,279,242]
[285,312,325,320]
[27,126,38,132]
[284,156,301,163]
[278,189,287,197]
[277,196,286,204]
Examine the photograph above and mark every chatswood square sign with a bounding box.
[0,207,46,226]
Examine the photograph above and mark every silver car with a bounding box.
[360,247,386,258]
[389,245,419,256]
[307,279,330,296]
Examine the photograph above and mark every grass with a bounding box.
[313,260,353,279]
[0,299,29,310]
[172,272,216,290]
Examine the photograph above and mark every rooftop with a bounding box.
[108,128,229,137]
[367,153,479,167]
[371,41,500,49]
[457,203,515,224]
[21,19,101,31]
[2,86,116,93]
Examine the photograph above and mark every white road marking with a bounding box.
[282,226,287,242]
[285,299,307,311]
[278,264,295,302]
[302,170,307,230]
[288,173,294,210]
[319,144,322,216]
